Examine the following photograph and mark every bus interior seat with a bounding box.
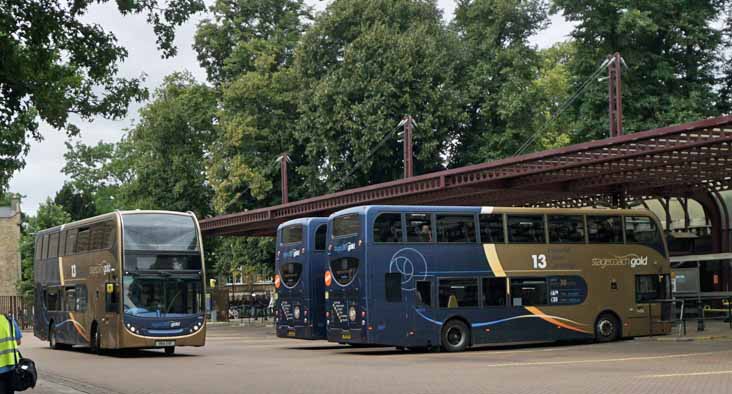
[448,294,459,308]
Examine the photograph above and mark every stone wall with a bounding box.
[0,198,21,296]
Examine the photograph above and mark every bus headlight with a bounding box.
[294,306,301,320]
[348,306,357,322]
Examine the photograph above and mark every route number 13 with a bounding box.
[532,254,547,269]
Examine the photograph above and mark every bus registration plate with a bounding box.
[287,330,296,337]
[341,332,351,340]
[155,340,175,347]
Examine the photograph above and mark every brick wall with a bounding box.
[0,198,21,297]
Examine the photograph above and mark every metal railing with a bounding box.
[667,296,732,336]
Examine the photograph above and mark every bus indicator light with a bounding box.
[274,274,281,289]
[324,271,333,287]
[361,311,366,318]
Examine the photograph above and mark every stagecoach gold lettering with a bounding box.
[89,263,112,277]
[592,254,649,269]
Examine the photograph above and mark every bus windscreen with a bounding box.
[332,214,360,238]
[123,214,198,251]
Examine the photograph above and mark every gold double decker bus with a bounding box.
[325,206,673,351]
[33,210,207,355]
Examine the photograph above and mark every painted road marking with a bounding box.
[641,370,732,379]
[472,351,730,368]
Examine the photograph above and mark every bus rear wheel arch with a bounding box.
[594,312,621,342]
[441,318,471,352]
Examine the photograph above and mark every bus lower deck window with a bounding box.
[510,279,548,306]
[439,278,479,308]
[483,278,507,306]
[416,281,432,307]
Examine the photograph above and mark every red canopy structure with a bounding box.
[200,115,732,237]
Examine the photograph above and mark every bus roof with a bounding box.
[277,216,328,231]
[35,210,196,237]
[327,205,660,220]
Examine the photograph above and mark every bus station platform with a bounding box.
[639,320,732,342]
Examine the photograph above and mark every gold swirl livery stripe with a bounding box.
[524,306,592,334]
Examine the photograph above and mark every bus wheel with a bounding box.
[441,320,470,352]
[595,313,620,342]
[164,346,175,355]
[48,323,57,349]
[90,325,102,355]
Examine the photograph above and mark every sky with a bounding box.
[9,0,573,215]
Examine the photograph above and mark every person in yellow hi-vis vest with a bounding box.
[0,314,22,394]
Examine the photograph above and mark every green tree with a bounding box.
[0,0,205,192]
[19,199,71,301]
[53,183,97,221]
[552,0,725,141]
[195,0,311,213]
[530,41,577,150]
[450,0,548,163]
[295,0,467,193]
[61,140,130,216]
[120,72,218,218]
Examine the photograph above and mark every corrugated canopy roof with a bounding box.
[201,115,732,237]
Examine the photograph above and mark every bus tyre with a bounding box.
[441,320,470,352]
[164,346,175,355]
[49,323,59,350]
[595,313,620,342]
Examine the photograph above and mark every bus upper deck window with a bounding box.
[406,213,432,243]
[625,216,664,254]
[436,215,476,243]
[479,214,505,243]
[587,216,623,243]
[548,215,585,244]
[374,213,402,243]
[332,214,360,238]
[282,225,304,244]
[314,224,327,251]
[507,215,546,244]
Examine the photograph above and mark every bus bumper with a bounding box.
[326,327,369,344]
[276,324,324,340]
[119,326,207,349]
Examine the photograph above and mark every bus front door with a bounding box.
[102,282,120,348]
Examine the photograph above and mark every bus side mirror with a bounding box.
[106,283,115,294]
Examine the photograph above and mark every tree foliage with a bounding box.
[0,0,205,192]
[196,0,311,213]
[450,0,549,163]
[296,0,467,193]
[552,0,727,141]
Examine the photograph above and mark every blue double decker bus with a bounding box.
[325,205,671,351]
[275,217,329,340]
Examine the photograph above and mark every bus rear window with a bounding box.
[281,262,303,288]
[332,214,360,238]
[282,225,304,244]
[330,258,359,285]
